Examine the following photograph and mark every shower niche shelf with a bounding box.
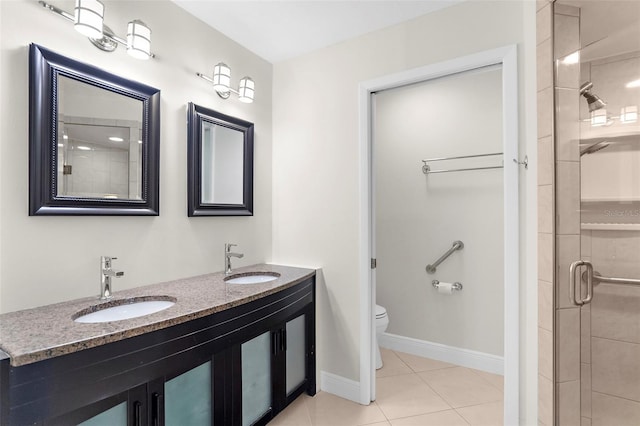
[581,223,640,231]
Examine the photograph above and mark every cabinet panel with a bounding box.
[285,314,306,395]
[78,401,127,426]
[241,331,272,426]
[44,384,147,426]
[165,361,212,426]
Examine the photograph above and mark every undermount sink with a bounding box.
[224,272,281,285]
[73,296,176,323]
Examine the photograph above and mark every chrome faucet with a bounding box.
[101,256,124,300]
[224,243,244,275]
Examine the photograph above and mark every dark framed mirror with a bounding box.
[29,44,160,215]
[187,103,254,216]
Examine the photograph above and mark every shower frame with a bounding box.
[548,1,640,424]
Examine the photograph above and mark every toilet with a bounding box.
[375,304,389,370]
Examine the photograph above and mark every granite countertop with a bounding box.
[0,264,315,367]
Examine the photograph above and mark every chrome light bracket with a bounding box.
[89,25,118,52]
[216,90,231,100]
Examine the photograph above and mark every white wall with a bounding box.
[272,0,538,422]
[374,66,504,357]
[0,0,273,312]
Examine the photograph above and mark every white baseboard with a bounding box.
[318,335,502,406]
[320,370,362,404]
[379,332,504,375]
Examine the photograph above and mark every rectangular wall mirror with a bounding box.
[187,103,254,216]
[29,44,160,215]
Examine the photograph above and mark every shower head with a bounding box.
[583,92,607,112]
[580,81,606,112]
[580,141,610,156]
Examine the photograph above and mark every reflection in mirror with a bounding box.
[187,103,254,216]
[201,121,244,205]
[58,76,143,200]
[29,44,160,215]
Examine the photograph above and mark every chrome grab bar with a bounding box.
[426,240,464,274]
[570,260,640,305]
[422,165,503,174]
[569,260,593,306]
[422,152,503,162]
[422,153,504,174]
[582,270,640,287]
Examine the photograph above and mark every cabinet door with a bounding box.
[240,331,273,426]
[164,360,213,426]
[45,384,147,426]
[272,308,315,415]
[285,313,307,395]
[78,401,127,426]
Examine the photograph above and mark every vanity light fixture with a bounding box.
[38,0,154,60]
[237,77,255,103]
[74,0,104,39]
[197,62,255,103]
[126,20,152,60]
[212,62,232,93]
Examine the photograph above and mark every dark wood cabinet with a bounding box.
[0,277,315,425]
[45,382,155,426]
[232,304,315,426]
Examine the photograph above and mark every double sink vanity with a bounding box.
[0,264,316,425]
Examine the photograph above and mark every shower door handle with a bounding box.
[569,260,593,306]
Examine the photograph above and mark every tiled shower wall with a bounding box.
[538,2,640,425]
[553,4,582,425]
[537,2,583,424]
[536,1,555,424]
[65,144,130,198]
[577,51,640,426]
[582,230,640,424]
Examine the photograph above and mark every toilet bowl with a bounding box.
[375,304,389,370]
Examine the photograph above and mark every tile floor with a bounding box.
[270,348,504,426]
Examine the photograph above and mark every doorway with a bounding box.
[358,45,520,425]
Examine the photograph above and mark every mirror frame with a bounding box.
[187,103,254,216]
[29,44,160,216]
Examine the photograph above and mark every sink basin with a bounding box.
[73,296,176,323]
[224,272,280,285]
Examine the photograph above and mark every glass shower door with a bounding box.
[576,64,640,425]
[556,1,640,424]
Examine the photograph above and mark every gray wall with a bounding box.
[374,66,504,357]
